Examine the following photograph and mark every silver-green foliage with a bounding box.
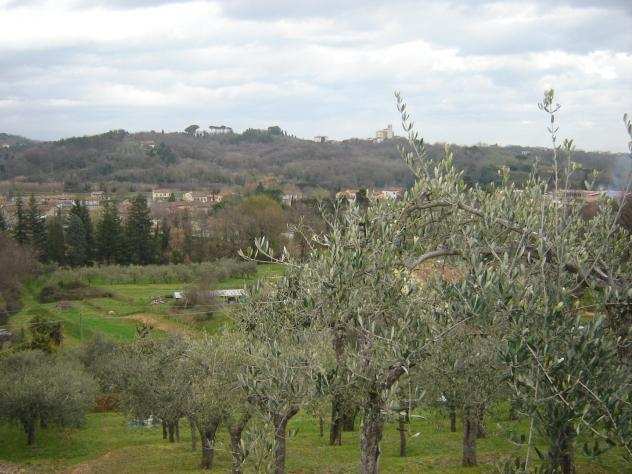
[0,350,97,445]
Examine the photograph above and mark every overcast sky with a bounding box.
[0,0,630,151]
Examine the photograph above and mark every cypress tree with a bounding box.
[13,196,29,245]
[0,209,6,232]
[95,200,124,264]
[158,218,170,263]
[125,194,156,265]
[46,210,66,265]
[69,201,94,264]
[66,214,88,267]
[27,195,48,261]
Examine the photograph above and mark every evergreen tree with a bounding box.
[46,210,66,265]
[0,209,6,232]
[66,213,88,267]
[69,201,94,264]
[158,218,170,262]
[95,200,124,264]
[27,195,48,261]
[125,194,156,265]
[12,196,29,244]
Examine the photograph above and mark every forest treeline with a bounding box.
[0,128,625,192]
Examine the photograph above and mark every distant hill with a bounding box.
[0,129,625,192]
[0,133,33,147]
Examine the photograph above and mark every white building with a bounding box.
[282,193,302,206]
[375,124,394,142]
[374,187,404,200]
[209,125,233,135]
[183,191,222,204]
[314,135,328,143]
[152,189,174,201]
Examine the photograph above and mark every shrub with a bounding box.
[38,280,112,303]
[48,259,257,285]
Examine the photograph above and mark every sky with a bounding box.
[0,0,631,151]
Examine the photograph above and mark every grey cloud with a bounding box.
[0,0,630,151]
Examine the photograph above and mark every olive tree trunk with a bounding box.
[449,405,457,433]
[548,424,576,474]
[168,421,175,443]
[360,401,384,474]
[189,417,197,451]
[329,397,343,445]
[24,420,36,446]
[342,408,357,431]
[397,414,407,457]
[462,407,477,467]
[228,414,250,474]
[199,418,221,470]
[476,406,486,439]
[273,408,299,474]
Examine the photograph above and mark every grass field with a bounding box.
[0,406,627,473]
[6,264,284,345]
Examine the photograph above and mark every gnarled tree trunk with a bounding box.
[462,407,477,467]
[199,418,221,470]
[548,424,576,474]
[329,397,343,445]
[273,407,299,474]
[360,401,384,474]
[228,414,250,474]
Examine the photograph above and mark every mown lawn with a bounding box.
[0,408,628,473]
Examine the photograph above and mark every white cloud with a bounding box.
[0,0,630,151]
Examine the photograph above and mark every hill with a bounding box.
[0,129,625,192]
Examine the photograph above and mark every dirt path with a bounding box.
[122,313,194,336]
[68,451,115,474]
[0,463,25,474]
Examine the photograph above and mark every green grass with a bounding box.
[8,264,283,345]
[0,409,627,473]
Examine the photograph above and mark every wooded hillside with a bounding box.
[0,129,625,191]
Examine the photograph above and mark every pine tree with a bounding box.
[95,200,124,264]
[27,195,48,261]
[125,194,156,265]
[46,210,66,265]
[69,201,94,264]
[12,196,29,245]
[66,213,88,267]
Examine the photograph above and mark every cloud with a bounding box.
[0,0,630,151]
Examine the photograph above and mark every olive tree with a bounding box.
[117,336,192,442]
[187,333,253,472]
[393,90,632,473]
[233,273,332,474]
[0,350,96,445]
